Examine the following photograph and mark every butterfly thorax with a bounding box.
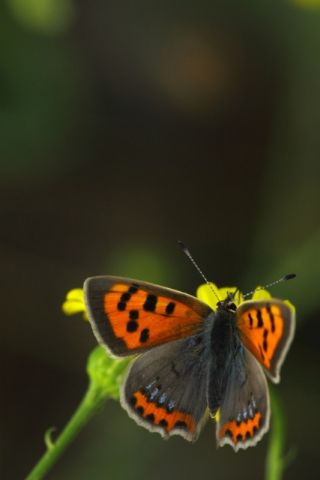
[207,303,242,415]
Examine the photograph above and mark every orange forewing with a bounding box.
[104,283,205,351]
[84,276,211,356]
[236,300,294,382]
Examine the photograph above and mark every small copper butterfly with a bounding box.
[84,265,295,451]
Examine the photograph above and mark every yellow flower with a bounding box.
[196,282,295,313]
[196,283,245,310]
[62,288,88,320]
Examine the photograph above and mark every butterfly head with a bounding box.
[216,291,237,313]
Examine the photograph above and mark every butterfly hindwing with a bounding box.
[121,333,209,441]
[236,299,295,382]
[84,276,211,357]
[215,348,270,451]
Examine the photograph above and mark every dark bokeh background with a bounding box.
[1,1,320,479]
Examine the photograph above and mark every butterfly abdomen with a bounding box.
[207,308,240,414]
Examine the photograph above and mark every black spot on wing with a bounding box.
[257,310,263,328]
[165,302,176,315]
[129,284,139,294]
[174,420,187,430]
[145,413,155,423]
[129,309,139,320]
[127,321,138,332]
[159,419,168,428]
[139,328,150,343]
[266,304,276,333]
[263,328,269,352]
[120,292,131,302]
[143,294,157,312]
[117,302,126,311]
[136,406,144,416]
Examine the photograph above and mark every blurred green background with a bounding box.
[1,0,320,478]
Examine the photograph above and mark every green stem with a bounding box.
[265,393,283,480]
[26,381,107,480]
[265,391,287,480]
[26,346,130,480]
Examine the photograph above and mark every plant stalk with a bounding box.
[26,382,107,480]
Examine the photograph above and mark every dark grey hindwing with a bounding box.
[121,333,210,441]
[214,347,270,451]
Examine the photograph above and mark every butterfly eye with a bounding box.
[227,302,237,312]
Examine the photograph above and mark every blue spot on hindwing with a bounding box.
[158,393,167,404]
[150,388,159,401]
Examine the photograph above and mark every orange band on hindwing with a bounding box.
[219,411,262,444]
[104,283,204,351]
[129,390,196,435]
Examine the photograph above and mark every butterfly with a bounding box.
[84,275,295,451]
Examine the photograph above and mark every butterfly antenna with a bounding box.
[178,241,220,302]
[243,273,296,299]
